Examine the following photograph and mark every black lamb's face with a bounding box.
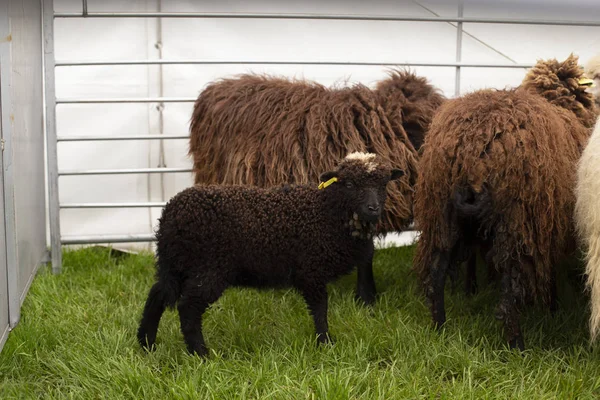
[319,153,404,223]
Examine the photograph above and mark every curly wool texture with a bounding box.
[414,55,596,305]
[374,69,446,151]
[575,116,600,341]
[139,154,398,354]
[188,73,442,232]
[414,81,593,304]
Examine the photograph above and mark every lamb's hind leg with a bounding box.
[137,282,168,350]
[178,278,227,357]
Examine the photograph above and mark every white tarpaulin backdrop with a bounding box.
[51,0,600,250]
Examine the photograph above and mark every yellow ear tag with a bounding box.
[318,177,338,190]
[578,77,595,87]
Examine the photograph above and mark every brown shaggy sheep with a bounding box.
[413,54,596,350]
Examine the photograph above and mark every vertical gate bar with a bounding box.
[455,0,464,97]
[42,0,62,274]
[82,0,88,17]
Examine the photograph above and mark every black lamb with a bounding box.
[137,152,403,356]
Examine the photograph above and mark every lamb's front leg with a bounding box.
[300,284,331,344]
[356,243,376,305]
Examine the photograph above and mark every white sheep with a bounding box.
[576,115,600,341]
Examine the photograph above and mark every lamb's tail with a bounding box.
[586,234,600,342]
[452,184,492,220]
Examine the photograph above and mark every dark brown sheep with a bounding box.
[137,153,403,356]
[188,74,419,233]
[413,54,596,350]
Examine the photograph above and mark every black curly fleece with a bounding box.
[137,155,400,356]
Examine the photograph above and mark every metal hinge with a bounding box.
[1,139,4,151]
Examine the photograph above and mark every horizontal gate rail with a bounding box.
[56,97,195,104]
[61,202,167,208]
[57,135,188,141]
[52,12,600,27]
[59,167,192,176]
[54,60,534,68]
[61,234,156,244]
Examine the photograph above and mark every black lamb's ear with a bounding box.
[319,171,337,183]
[390,169,404,180]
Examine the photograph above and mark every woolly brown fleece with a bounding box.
[188,72,443,233]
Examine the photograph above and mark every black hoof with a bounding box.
[137,332,157,352]
[508,337,525,352]
[432,308,446,330]
[187,344,209,358]
[316,332,333,345]
[355,292,376,306]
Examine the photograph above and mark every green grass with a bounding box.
[1,246,600,399]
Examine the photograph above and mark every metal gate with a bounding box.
[43,0,600,273]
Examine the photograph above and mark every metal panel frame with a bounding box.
[43,0,600,272]
[43,0,62,274]
[0,0,20,328]
[0,14,11,353]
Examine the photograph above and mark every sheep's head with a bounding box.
[521,54,597,128]
[584,54,600,103]
[318,152,403,236]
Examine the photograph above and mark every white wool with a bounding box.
[575,116,600,342]
[584,54,600,101]
[345,152,378,172]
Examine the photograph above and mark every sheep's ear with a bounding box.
[390,169,404,180]
[318,171,339,189]
[319,171,337,183]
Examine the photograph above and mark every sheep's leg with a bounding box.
[497,264,524,351]
[300,284,330,344]
[355,244,376,305]
[465,253,478,296]
[178,282,226,357]
[429,250,450,329]
[549,270,558,314]
[137,282,167,350]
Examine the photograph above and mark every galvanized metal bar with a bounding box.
[51,12,600,27]
[43,0,62,274]
[59,167,192,176]
[56,97,196,104]
[82,0,88,17]
[57,134,188,141]
[455,1,464,97]
[61,202,166,208]
[61,234,156,244]
[54,59,534,68]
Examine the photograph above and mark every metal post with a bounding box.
[42,0,62,274]
[455,0,464,97]
[82,0,88,17]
